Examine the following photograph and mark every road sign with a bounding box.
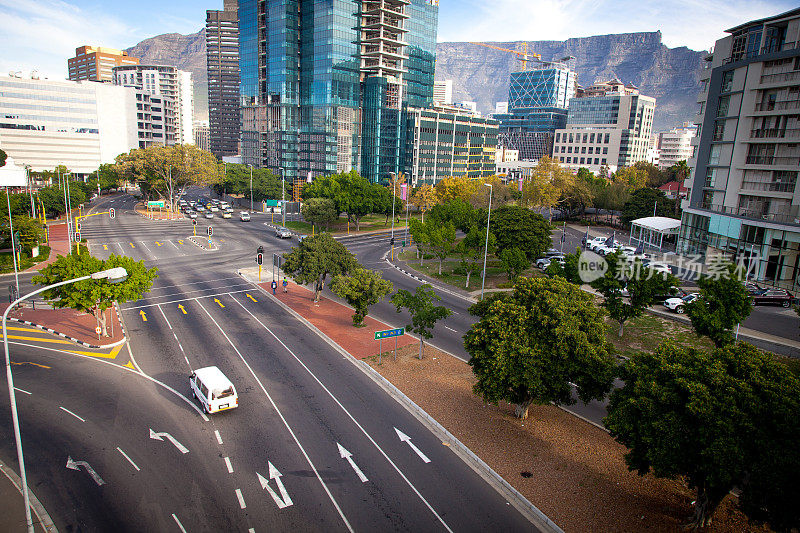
[109,208,115,219]
[95,326,101,335]
[374,328,404,340]
[147,200,165,208]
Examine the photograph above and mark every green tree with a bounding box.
[465,276,616,419]
[633,160,670,188]
[390,285,452,359]
[427,222,456,275]
[489,205,551,259]
[591,251,676,336]
[281,232,359,302]
[605,341,800,529]
[620,188,676,225]
[330,268,394,326]
[9,216,44,247]
[613,165,648,191]
[544,247,582,284]
[499,246,529,282]
[32,253,158,336]
[408,218,430,264]
[0,148,6,167]
[428,198,476,232]
[686,263,753,347]
[301,197,338,231]
[212,164,281,203]
[456,224,496,289]
[337,171,378,231]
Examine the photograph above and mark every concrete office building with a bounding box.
[433,79,453,105]
[657,123,696,169]
[68,45,139,82]
[583,78,639,97]
[113,64,194,145]
[495,62,577,161]
[553,89,656,174]
[678,7,800,291]
[206,0,241,157]
[194,121,211,151]
[239,0,438,183]
[0,74,139,175]
[407,105,498,184]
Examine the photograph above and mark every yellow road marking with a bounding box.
[178,304,187,315]
[1,334,73,345]
[6,326,40,333]
[155,241,162,246]
[103,244,108,250]
[214,298,225,308]
[123,360,135,369]
[139,310,147,322]
[246,293,257,302]
[178,239,184,245]
[10,361,51,369]
[129,242,135,248]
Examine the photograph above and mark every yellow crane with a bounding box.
[469,42,541,71]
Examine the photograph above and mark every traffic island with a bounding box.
[0,302,126,348]
[188,235,219,251]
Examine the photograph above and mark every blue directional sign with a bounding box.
[374,328,404,340]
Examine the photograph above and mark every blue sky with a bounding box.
[0,0,795,79]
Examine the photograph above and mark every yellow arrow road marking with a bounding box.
[155,241,162,246]
[103,244,108,250]
[139,310,147,322]
[178,304,187,314]
[130,242,135,248]
[214,298,225,308]
[64,344,123,360]
[178,240,184,245]
[123,360,135,369]
[246,293,257,302]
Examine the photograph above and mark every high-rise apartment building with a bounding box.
[553,89,655,173]
[656,123,696,169]
[113,65,194,145]
[433,80,453,105]
[495,63,577,161]
[68,46,139,82]
[678,7,800,291]
[239,0,438,183]
[206,0,241,158]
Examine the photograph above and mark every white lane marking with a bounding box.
[157,304,173,330]
[215,430,223,445]
[169,240,181,250]
[123,289,250,310]
[196,299,353,531]
[444,326,456,332]
[149,429,190,454]
[235,488,246,509]
[139,241,152,253]
[337,443,368,483]
[66,456,105,485]
[257,462,293,509]
[14,387,31,395]
[116,447,140,471]
[232,298,453,532]
[224,456,233,473]
[248,529,255,533]
[59,406,86,422]
[150,276,243,292]
[171,513,187,533]
[394,428,431,463]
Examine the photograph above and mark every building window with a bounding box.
[708,144,722,165]
[720,70,734,93]
[717,95,730,117]
[602,147,608,154]
[604,133,610,143]
[712,121,725,141]
[582,133,588,143]
[594,158,599,165]
[555,132,560,142]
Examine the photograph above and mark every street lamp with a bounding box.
[3,267,127,533]
[389,172,397,260]
[249,164,253,212]
[279,167,285,227]
[481,183,493,301]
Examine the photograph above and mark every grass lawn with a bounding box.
[606,314,715,358]
[295,213,420,235]
[0,246,51,274]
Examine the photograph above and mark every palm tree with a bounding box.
[670,160,690,216]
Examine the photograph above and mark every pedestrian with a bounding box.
[282,278,288,293]
[271,280,277,295]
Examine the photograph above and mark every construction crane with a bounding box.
[469,42,541,71]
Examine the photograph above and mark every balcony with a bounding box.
[759,71,800,85]
[694,203,800,226]
[753,99,800,112]
[745,155,800,166]
[750,128,800,139]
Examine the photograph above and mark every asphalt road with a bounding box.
[0,190,542,531]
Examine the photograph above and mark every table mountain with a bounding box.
[125,29,705,133]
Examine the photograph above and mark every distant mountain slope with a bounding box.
[436,32,707,132]
[125,29,706,132]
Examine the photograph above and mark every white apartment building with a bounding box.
[657,123,696,169]
[0,74,139,176]
[552,91,656,174]
[679,7,800,291]
[495,102,509,114]
[113,65,194,145]
[194,121,210,151]
[433,79,453,105]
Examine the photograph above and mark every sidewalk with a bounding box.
[1,302,125,348]
[20,222,70,274]
[0,459,55,532]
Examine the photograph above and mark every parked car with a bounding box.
[645,262,673,276]
[751,288,794,308]
[586,237,607,250]
[275,227,292,239]
[664,292,701,314]
[239,211,251,221]
[537,256,565,270]
[297,234,308,243]
[653,286,687,302]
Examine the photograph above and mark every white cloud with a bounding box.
[0,0,141,79]
[438,0,797,51]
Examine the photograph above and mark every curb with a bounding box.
[0,457,58,532]
[236,269,563,533]
[8,317,127,349]
[383,253,478,304]
[187,235,219,251]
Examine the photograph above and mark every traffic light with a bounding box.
[109,208,115,219]
[257,253,263,265]
[207,226,213,236]
[75,231,81,241]
[76,222,81,232]
[390,237,395,246]
[192,219,197,226]
[257,245,264,254]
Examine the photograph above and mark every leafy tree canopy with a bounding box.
[330,268,394,326]
[499,246,529,282]
[428,198,477,232]
[489,205,551,259]
[391,284,452,359]
[301,197,338,231]
[281,232,359,301]
[620,187,676,225]
[686,262,753,347]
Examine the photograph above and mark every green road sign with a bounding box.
[374,328,404,340]
[148,200,165,208]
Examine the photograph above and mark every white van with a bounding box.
[189,366,238,414]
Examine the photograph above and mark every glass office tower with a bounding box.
[239,0,437,183]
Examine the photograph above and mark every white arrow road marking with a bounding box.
[394,428,431,463]
[149,428,189,454]
[66,456,105,485]
[337,443,368,483]
[257,462,293,509]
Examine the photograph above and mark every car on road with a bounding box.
[751,287,794,308]
[275,227,292,238]
[585,237,607,250]
[536,256,565,269]
[645,262,672,276]
[187,212,197,219]
[204,212,214,219]
[190,366,238,414]
[239,211,251,221]
[222,211,232,219]
[209,205,219,212]
[664,292,701,314]
[297,234,308,243]
[653,286,687,302]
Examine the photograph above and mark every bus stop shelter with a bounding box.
[628,216,681,250]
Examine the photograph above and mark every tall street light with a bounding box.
[4,267,128,532]
[389,172,396,260]
[249,164,253,212]
[481,183,493,301]
[279,167,285,227]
